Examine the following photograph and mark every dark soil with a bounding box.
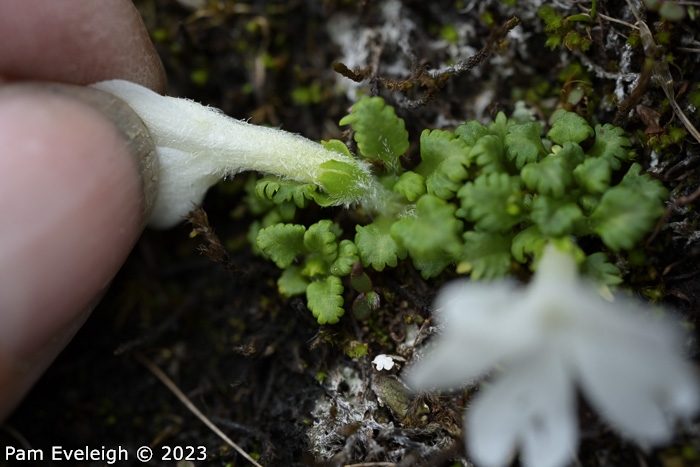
[4,1,700,466]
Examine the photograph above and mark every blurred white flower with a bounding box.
[373,354,395,371]
[405,244,699,467]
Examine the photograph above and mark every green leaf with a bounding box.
[339,96,409,174]
[393,170,426,202]
[531,195,583,237]
[590,186,664,251]
[457,172,525,232]
[467,134,508,174]
[278,265,309,296]
[330,239,359,276]
[586,124,633,169]
[304,220,338,264]
[415,129,471,199]
[488,111,509,140]
[322,139,354,158]
[505,121,547,169]
[256,224,306,268]
[547,110,594,144]
[618,163,669,203]
[355,216,408,271]
[391,195,463,278]
[588,164,667,251]
[573,156,612,194]
[306,276,345,324]
[255,176,316,208]
[521,142,583,197]
[581,252,623,286]
[411,253,455,279]
[459,231,514,279]
[455,119,489,146]
[511,225,547,263]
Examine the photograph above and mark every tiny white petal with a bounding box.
[372,354,394,371]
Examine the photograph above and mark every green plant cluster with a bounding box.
[250,97,668,324]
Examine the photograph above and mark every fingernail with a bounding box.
[1,82,159,221]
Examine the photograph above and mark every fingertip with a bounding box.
[0,87,148,418]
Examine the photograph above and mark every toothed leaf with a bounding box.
[521,142,584,197]
[457,172,525,232]
[278,265,309,296]
[391,195,463,277]
[339,96,409,174]
[306,276,345,324]
[467,134,508,174]
[587,124,633,169]
[511,225,547,264]
[256,223,306,268]
[581,252,623,286]
[531,195,583,237]
[547,110,594,144]
[330,240,360,276]
[455,119,489,146]
[505,121,547,169]
[355,217,408,271]
[393,170,426,202]
[573,156,612,194]
[303,220,338,263]
[459,231,514,280]
[415,129,471,199]
[255,176,317,208]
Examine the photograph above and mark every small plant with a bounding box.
[251,97,668,322]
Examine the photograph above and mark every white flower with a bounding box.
[373,354,395,371]
[405,244,699,467]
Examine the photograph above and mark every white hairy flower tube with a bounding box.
[90,79,377,228]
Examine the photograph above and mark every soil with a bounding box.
[3,1,700,466]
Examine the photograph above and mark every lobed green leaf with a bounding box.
[467,134,508,174]
[304,220,339,264]
[256,224,306,268]
[278,265,309,296]
[531,195,583,237]
[547,110,594,144]
[521,143,583,197]
[586,124,633,169]
[306,276,345,324]
[415,129,472,199]
[330,239,360,276]
[459,231,514,279]
[455,119,489,146]
[510,225,547,264]
[339,96,409,174]
[458,172,525,232]
[393,170,426,202]
[573,156,612,194]
[391,195,463,274]
[504,121,547,169]
[355,216,408,271]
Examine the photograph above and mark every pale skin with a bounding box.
[0,0,166,420]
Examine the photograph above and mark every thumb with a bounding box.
[0,83,157,420]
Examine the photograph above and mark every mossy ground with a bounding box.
[4,1,700,466]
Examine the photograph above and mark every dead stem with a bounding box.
[136,353,265,467]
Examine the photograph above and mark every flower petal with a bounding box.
[570,309,699,446]
[467,350,578,467]
[406,280,539,390]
